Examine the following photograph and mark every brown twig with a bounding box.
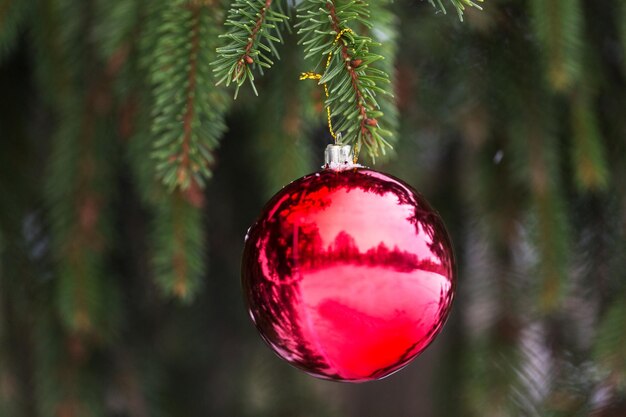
[234,0,273,81]
[178,6,202,186]
[325,1,376,144]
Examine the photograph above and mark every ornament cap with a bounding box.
[324,144,359,170]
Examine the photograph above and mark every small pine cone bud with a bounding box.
[244,55,254,64]
[351,59,363,68]
[365,118,378,127]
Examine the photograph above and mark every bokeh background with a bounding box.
[1,0,626,416]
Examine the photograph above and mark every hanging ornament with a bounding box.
[242,144,456,382]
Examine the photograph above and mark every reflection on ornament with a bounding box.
[242,146,456,382]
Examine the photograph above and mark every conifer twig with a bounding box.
[0,0,32,59]
[213,0,289,98]
[529,0,582,91]
[179,5,202,187]
[428,0,483,20]
[147,1,228,191]
[328,5,378,152]
[140,0,222,301]
[297,0,393,159]
[234,0,272,84]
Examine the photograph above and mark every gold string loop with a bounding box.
[300,28,355,142]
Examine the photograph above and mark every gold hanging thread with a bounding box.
[300,28,355,143]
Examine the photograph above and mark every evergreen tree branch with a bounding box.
[35,316,108,417]
[570,90,609,191]
[136,1,215,300]
[34,0,120,337]
[94,0,140,63]
[48,98,118,337]
[152,189,205,301]
[427,0,483,21]
[593,295,626,387]
[516,107,570,313]
[530,0,583,91]
[367,0,398,159]
[297,0,393,160]
[181,6,202,185]
[0,0,33,61]
[147,0,229,191]
[213,0,289,98]
[129,113,208,301]
[29,3,124,411]
[30,0,76,103]
[476,23,571,314]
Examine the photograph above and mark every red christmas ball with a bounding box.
[242,159,456,382]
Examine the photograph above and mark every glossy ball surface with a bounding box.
[242,168,456,382]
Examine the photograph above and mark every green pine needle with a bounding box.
[213,0,289,97]
[428,0,483,21]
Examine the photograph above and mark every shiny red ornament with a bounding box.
[242,157,456,382]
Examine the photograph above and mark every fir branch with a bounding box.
[94,0,140,62]
[530,0,583,91]
[296,0,393,160]
[49,104,118,336]
[518,114,570,313]
[427,0,483,21]
[30,0,76,103]
[0,0,32,60]
[35,0,119,336]
[152,189,205,301]
[570,91,609,191]
[181,5,202,185]
[593,296,626,387]
[128,111,208,301]
[146,1,228,190]
[366,0,398,158]
[213,0,289,98]
[35,316,108,417]
[0,0,33,61]
[135,1,213,300]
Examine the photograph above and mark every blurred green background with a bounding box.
[1,0,626,416]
